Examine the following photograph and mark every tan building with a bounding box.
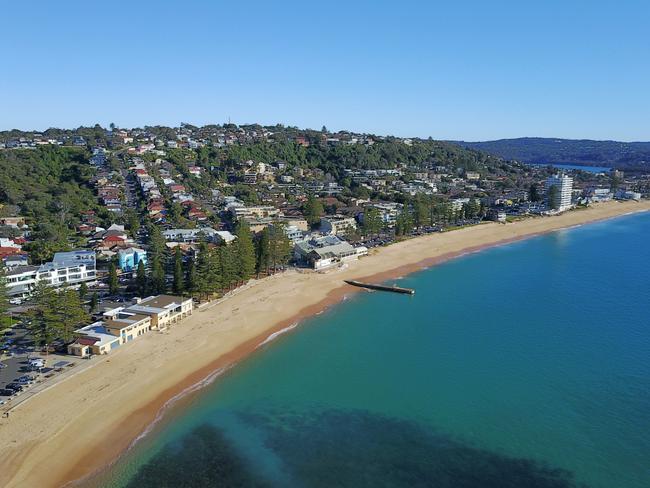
[320,215,357,237]
[123,295,194,330]
[67,295,193,357]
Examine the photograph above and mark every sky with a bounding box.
[1,0,649,141]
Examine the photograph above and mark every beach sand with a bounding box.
[1,200,649,488]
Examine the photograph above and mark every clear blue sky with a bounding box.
[1,0,648,141]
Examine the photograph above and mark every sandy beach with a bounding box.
[1,200,649,488]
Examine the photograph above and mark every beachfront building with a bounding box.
[320,215,358,237]
[362,202,402,228]
[4,250,97,297]
[67,294,194,357]
[118,247,148,272]
[546,174,573,212]
[294,235,368,270]
[615,189,642,201]
[68,312,153,357]
[121,295,194,330]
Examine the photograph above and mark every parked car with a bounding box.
[29,359,45,369]
[6,383,23,393]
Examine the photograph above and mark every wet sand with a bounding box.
[0,200,648,488]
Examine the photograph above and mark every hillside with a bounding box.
[454,138,650,171]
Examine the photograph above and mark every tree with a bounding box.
[27,282,60,350]
[267,223,292,272]
[147,224,167,262]
[195,243,220,300]
[57,289,89,342]
[108,261,119,296]
[529,183,541,202]
[124,208,141,239]
[362,207,383,236]
[185,256,198,297]
[303,194,324,228]
[548,184,561,210]
[395,210,414,236]
[172,247,185,295]
[412,196,429,228]
[0,263,10,332]
[150,255,166,295]
[78,282,88,300]
[219,245,238,291]
[89,292,99,313]
[255,228,270,276]
[136,260,147,297]
[234,221,256,282]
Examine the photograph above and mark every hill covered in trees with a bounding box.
[454,138,650,172]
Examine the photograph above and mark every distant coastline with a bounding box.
[526,162,611,173]
[1,200,649,488]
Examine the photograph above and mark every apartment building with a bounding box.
[5,250,97,297]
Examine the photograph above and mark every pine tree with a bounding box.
[147,224,167,261]
[150,255,166,294]
[136,260,147,297]
[362,207,382,236]
[172,247,185,295]
[27,282,61,350]
[206,247,222,297]
[90,292,99,313]
[0,263,10,332]
[234,221,256,282]
[58,289,89,342]
[268,223,292,272]
[219,245,238,291]
[255,228,270,276]
[413,196,430,228]
[303,194,324,228]
[78,282,88,300]
[108,261,119,296]
[185,256,198,297]
[195,243,220,300]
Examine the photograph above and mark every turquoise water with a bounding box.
[90,212,650,488]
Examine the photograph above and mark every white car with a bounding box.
[29,359,45,369]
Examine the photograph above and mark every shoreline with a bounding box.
[1,200,648,488]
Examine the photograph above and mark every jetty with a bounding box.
[344,280,415,295]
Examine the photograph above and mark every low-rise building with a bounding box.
[68,312,152,357]
[294,235,367,270]
[67,294,194,357]
[162,227,219,243]
[320,215,358,237]
[122,294,194,330]
[118,247,148,272]
[5,250,97,297]
[615,190,642,201]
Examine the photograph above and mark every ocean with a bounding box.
[88,212,650,488]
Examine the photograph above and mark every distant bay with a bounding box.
[527,162,611,173]
[88,212,650,488]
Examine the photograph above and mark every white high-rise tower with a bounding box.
[546,174,573,211]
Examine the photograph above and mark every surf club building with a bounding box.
[68,294,194,357]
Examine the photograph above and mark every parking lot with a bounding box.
[0,323,87,410]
